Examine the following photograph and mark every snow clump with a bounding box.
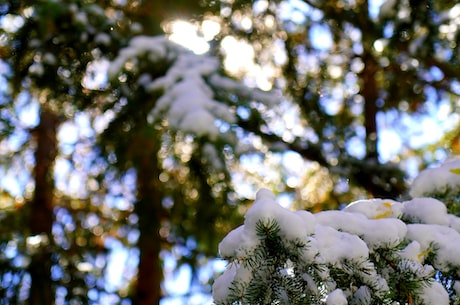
[410,157,460,198]
[213,159,460,304]
[108,35,278,141]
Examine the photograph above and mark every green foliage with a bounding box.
[226,218,319,305]
[214,184,460,305]
[2,0,460,304]
[207,0,460,203]
[217,216,447,305]
[0,1,141,303]
[429,186,460,216]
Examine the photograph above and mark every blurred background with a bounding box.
[1,0,460,304]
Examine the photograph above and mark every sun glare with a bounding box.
[167,20,210,54]
[167,18,273,91]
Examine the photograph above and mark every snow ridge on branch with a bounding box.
[213,159,460,305]
[108,35,278,141]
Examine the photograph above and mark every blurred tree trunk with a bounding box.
[127,2,205,304]
[355,2,380,162]
[122,3,166,303]
[129,3,165,304]
[133,129,165,305]
[361,50,380,161]
[28,105,60,305]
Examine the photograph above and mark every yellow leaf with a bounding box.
[418,248,431,261]
[449,168,460,175]
[375,201,393,219]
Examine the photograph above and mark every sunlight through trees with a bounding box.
[1,0,460,304]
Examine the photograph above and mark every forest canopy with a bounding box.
[0,0,460,304]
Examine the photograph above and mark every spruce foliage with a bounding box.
[213,160,460,305]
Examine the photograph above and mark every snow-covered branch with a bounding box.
[108,35,278,142]
[213,159,460,304]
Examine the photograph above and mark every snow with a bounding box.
[343,198,402,219]
[401,260,434,275]
[218,225,250,259]
[351,286,371,305]
[326,289,348,305]
[410,157,460,197]
[454,281,460,297]
[244,188,315,241]
[212,263,238,304]
[301,273,320,296]
[402,197,449,225]
[406,224,460,271]
[109,35,278,141]
[448,214,460,232]
[213,158,460,304]
[314,225,369,264]
[218,188,315,260]
[315,210,407,250]
[212,262,255,304]
[419,281,450,305]
[397,240,422,262]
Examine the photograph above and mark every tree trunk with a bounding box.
[133,129,165,305]
[360,50,380,160]
[126,3,207,302]
[28,107,60,305]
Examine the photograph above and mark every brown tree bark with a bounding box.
[28,106,60,305]
[133,129,165,305]
[124,2,210,303]
[126,2,202,303]
[360,49,380,161]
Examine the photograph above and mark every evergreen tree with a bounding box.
[0,1,278,304]
[100,33,278,305]
[213,159,460,305]
[0,1,122,303]
[205,0,460,208]
[2,0,460,304]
